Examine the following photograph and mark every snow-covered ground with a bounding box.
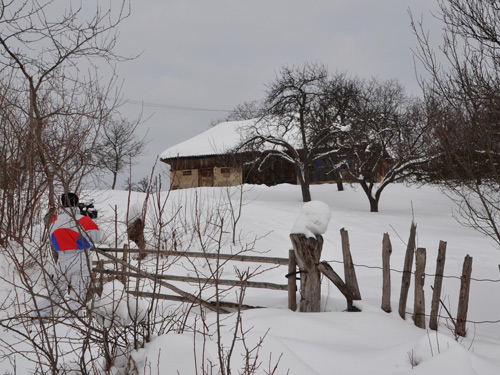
[2,182,500,374]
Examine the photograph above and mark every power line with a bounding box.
[119,98,232,113]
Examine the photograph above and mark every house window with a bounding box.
[220,167,231,175]
[182,170,192,176]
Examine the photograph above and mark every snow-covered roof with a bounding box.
[160,119,255,160]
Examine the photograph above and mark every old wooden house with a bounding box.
[160,119,389,190]
[160,120,297,190]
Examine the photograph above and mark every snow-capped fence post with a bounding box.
[381,233,392,313]
[290,201,332,312]
[340,228,361,300]
[413,248,426,329]
[290,233,323,312]
[288,249,297,311]
[398,221,416,320]
[429,241,447,330]
[456,255,473,337]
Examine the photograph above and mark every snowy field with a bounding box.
[1,182,500,374]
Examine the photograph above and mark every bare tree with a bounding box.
[226,100,263,121]
[0,1,135,372]
[122,176,158,192]
[412,0,500,245]
[95,115,147,189]
[0,0,131,211]
[339,78,435,212]
[237,64,432,208]
[240,62,331,202]
[309,72,360,192]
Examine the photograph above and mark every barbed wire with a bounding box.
[319,259,500,325]
[324,259,500,283]
[407,311,500,325]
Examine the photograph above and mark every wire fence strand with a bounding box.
[324,259,500,283]
[322,259,500,325]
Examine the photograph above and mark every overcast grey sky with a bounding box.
[107,0,443,188]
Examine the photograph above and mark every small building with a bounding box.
[160,120,296,190]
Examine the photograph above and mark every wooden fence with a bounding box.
[92,222,476,336]
[381,222,474,336]
[92,247,299,312]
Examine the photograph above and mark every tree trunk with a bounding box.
[300,181,311,202]
[290,233,323,312]
[359,180,379,212]
[111,172,117,190]
[30,85,56,209]
[335,170,344,191]
[296,165,311,202]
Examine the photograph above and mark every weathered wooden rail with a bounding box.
[92,247,298,311]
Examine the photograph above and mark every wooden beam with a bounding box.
[93,268,287,291]
[429,241,447,330]
[288,249,297,311]
[126,290,262,310]
[381,233,392,313]
[398,221,416,320]
[93,248,229,314]
[413,248,426,329]
[290,233,323,312]
[318,261,359,312]
[456,255,473,337]
[97,248,289,265]
[340,228,361,300]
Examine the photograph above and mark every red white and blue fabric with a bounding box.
[50,208,100,252]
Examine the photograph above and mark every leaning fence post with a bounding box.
[399,221,417,320]
[413,248,426,329]
[340,228,361,300]
[288,249,297,311]
[430,241,447,330]
[290,233,323,312]
[381,233,392,313]
[318,262,358,311]
[456,255,473,337]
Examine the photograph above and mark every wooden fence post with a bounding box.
[381,233,392,313]
[413,248,426,329]
[398,221,416,320]
[429,241,447,330]
[290,233,323,312]
[456,255,473,337]
[340,228,361,300]
[288,249,297,311]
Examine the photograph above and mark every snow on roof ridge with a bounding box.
[160,118,256,160]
